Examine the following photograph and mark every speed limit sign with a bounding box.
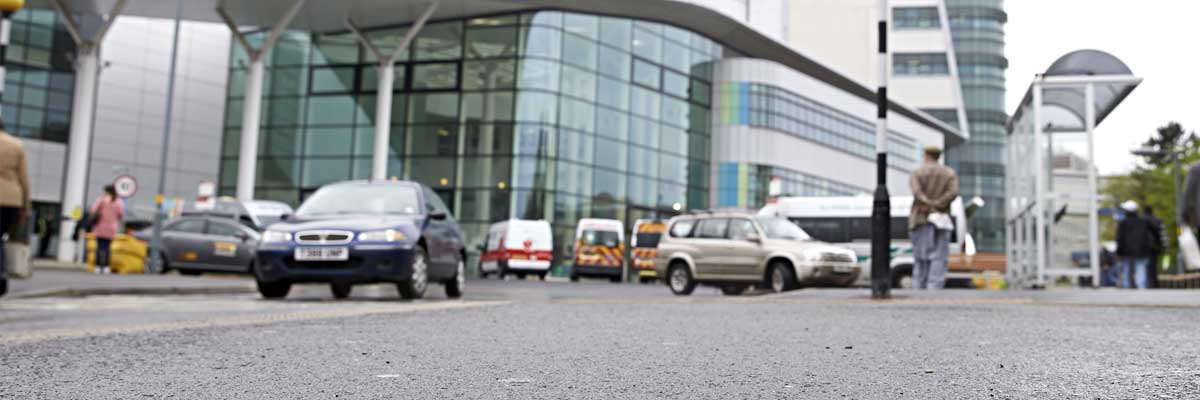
[113,175,138,198]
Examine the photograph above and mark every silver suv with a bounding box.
[655,212,859,295]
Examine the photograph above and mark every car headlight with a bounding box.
[261,230,292,243]
[358,229,406,242]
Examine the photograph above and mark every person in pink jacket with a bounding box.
[89,185,125,274]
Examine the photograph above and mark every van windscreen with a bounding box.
[581,230,621,248]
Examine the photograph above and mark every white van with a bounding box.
[571,218,626,283]
[478,219,554,280]
[760,195,979,288]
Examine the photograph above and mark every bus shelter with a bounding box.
[1006,50,1141,288]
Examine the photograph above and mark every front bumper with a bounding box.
[256,244,415,284]
[573,264,623,278]
[798,262,861,286]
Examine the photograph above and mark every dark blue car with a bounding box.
[254,181,466,300]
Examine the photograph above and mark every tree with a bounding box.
[1104,122,1200,251]
[1137,122,1198,168]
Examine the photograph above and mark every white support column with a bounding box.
[218,0,306,201]
[346,2,438,181]
[1032,81,1046,287]
[236,59,265,201]
[1084,83,1100,287]
[53,0,127,262]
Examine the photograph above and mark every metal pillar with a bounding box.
[870,0,890,299]
[1084,83,1099,287]
[1031,81,1046,287]
[147,0,184,274]
[52,0,127,262]
[0,2,22,112]
[345,2,437,181]
[217,0,306,201]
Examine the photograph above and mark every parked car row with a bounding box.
[132,180,861,300]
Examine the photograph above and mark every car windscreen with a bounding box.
[296,185,421,217]
[580,230,620,248]
[255,214,285,227]
[756,217,812,241]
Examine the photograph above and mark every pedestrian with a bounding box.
[88,185,125,274]
[1142,205,1165,288]
[1115,200,1159,289]
[1,119,32,293]
[908,145,959,289]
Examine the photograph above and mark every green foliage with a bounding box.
[1102,122,1200,249]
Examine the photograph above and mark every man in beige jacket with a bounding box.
[1,119,32,292]
[909,145,958,289]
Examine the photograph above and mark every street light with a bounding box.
[1130,146,1184,275]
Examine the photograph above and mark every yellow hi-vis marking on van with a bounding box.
[574,242,623,267]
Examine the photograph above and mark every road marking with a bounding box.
[0,300,507,345]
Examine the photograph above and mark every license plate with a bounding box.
[294,247,349,261]
[834,265,854,273]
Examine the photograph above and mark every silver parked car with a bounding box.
[134,216,260,275]
[654,211,859,295]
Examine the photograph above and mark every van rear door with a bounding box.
[506,222,553,262]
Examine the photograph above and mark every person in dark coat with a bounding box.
[1116,200,1160,289]
[1142,205,1165,288]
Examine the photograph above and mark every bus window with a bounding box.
[790,218,851,243]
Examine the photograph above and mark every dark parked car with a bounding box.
[134,216,260,275]
[254,180,466,300]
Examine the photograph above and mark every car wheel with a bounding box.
[667,262,696,296]
[538,272,547,281]
[398,246,429,300]
[768,262,798,293]
[610,275,622,283]
[720,285,748,296]
[330,282,353,299]
[569,272,580,282]
[445,259,465,299]
[0,278,7,297]
[145,251,170,274]
[257,280,291,299]
[517,272,527,280]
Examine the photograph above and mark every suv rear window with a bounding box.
[669,220,696,238]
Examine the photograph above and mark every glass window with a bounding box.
[468,15,519,27]
[596,76,629,111]
[207,221,245,237]
[463,59,516,90]
[408,125,458,156]
[513,156,550,190]
[264,128,302,157]
[359,65,406,91]
[893,7,941,29]
[630,86,660,120]
[517,58,560,91]
[669,219,695,238]
[662,69,688,99]
[562,33,598,71]
[465,26,518,58]
[409,158,457,188]
[270,67,308,96]
[599,17,631,50]
[562,13,599,39]
[312,33,359,65]
[660,126,687,155]
[663,25,691,46]
[893,53,949,75]
[632,59,660,89]
[595,106,628,142]
[362,28,410,63]
[661,39,690,73]
[594,137,628,173]
[559,97,595,133]
[302,158,351,187]
[515,124,554,156]
[520,26,561,59]
[411,62,459,90]
[464,124,514,155]
[305,127,353,156]
[168,219,207,234]
[461,92,515,124]
[690,79,711,105]
[597,46,631,80]
[557,129,595,165]
[515,91,558,123]
[460,156,511,188]
[593,169,626,202]
[408,93,460,124]
[727,219,756,240]
[632,28,661,63]
[560,65,596,101]
[629,116,659,148]
[306,95,355,125]
[661,96,688,128]
[522,11,562,27]
[310,66,356,93]
[414,21,463,60]
[694,218,728,239]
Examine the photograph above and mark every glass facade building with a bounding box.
[1,9,77,143]
[945,0,1007,252]
[220,11,718,262]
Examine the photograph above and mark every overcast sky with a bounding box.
[1005,0,1199,175]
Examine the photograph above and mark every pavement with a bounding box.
[4,266,254,299]
[2,274,1200,398]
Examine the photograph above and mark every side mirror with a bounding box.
[429,210,448,221]
[237,232,251,242]
[746,232,762,243]
[280,213,291,221]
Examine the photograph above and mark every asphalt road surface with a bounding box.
[2,278,1198,399]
